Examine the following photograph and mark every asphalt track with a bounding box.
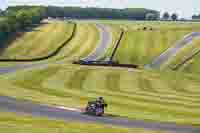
[82,23,112,61]
[0,24,199,133]
[0,96,199,133]
[148,32,200,68]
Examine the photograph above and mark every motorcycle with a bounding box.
[83,101,107,116]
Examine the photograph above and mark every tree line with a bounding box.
[192,14,200,20]
[0,6,160,44]
[162,12,178,21]
[7,6,160,20]
[0,7,46,43]
[0,7,46,32]
[45,6,160,20]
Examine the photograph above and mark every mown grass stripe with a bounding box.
[54,23,99,61]
[11,67,72,97]
[65,69,89,90]
[88,88,200,109]
[105,71,120,91]
[0,22,74,60]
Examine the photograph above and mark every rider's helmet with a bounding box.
[99,97,103,100]
[97,97,104,103]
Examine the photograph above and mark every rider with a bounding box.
[96,97,107,108]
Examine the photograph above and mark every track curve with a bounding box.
[147,32,200,69]
[82,23,112,61]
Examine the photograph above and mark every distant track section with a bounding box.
[82,24,112,61]
[74,27,139,69]
[147,32,200,69]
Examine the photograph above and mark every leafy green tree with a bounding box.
[47,6,160,20]
[0,20,9,32]
[16,10,32,29]
[0,9,2,16]
[145,13,157,20]
[192,14,200,20]
[0,6,47,46]
[171,13,178,21]
[163,12,170,20]
[30,8,42,24]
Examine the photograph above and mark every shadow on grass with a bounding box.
[82,112,121,118]
[104,113,121,118]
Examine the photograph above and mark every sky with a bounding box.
[0,0,200,18]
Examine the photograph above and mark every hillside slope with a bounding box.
[0,21,74,59]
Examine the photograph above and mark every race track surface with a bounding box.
[82,23,112,61]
